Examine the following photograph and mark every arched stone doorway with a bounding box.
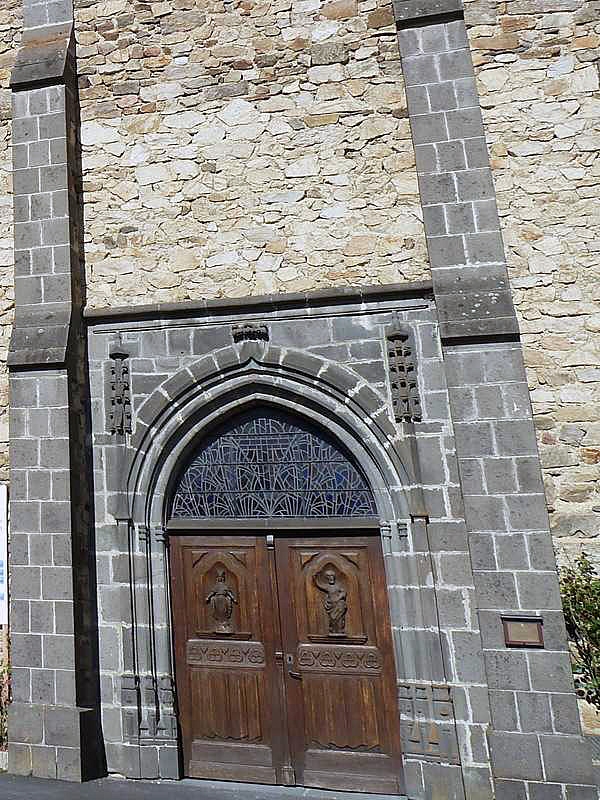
[102,340,454,791]
[166,405,405,794]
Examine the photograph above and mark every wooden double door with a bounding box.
[170,531,404,794]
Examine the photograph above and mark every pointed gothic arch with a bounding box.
[169,404,378,520]
[122,342,427,530]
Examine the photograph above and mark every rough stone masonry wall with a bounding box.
[465,0,600,564]
[74,0,429,306]
[73,0,600,564]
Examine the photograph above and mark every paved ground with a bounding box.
[0,774,396,800]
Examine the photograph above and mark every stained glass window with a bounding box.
[170,407,377,519]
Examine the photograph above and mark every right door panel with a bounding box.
[276,534,404,795]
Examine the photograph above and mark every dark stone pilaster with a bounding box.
[8,0,103,782]
[395,0,516,341]
[393,1,597,797]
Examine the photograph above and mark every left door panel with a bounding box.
[170,535,287,784]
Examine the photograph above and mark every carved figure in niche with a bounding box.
[314,567,347,634]
[206,567,237,633]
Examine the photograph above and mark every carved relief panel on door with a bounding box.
[297,549,382,751]
[299,550,368,644]
[186,548,254,639]
[173,534,404,793]
[181,545,266,748]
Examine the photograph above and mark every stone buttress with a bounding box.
[7,0,103,781]
[395,0,598,798]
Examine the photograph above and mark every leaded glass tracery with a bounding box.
[170,408,377,519]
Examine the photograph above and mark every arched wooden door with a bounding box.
[168,408,404,794]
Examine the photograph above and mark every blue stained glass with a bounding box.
[170,408,377,519]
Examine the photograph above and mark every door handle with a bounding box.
[286,653,302,679]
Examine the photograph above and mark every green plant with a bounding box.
[0,661,8,749]
[559,551,600,711]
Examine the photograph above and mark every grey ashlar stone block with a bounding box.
[540,735,595,785]
[488,731,543,780]
[8,702,44,745]
[393,0,463,22]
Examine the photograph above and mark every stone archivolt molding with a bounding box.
[121,341,428,530]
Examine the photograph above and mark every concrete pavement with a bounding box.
[0,774,400,800]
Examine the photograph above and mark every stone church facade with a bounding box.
[2,0,599,797]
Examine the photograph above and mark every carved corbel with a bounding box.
[231,322,269,343]
[231,322,270,363]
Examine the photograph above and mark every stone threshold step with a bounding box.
[0,774,406,800]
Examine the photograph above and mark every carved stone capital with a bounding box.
[137,525,150,545]
[152,527,169,545]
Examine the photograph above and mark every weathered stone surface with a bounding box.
[321,0,357,19]
[0,0,595,585]
[367,7,395,28]
[311,42,348,65]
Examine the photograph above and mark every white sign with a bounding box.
[0,484,7,625]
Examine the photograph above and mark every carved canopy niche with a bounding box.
[169,406,377,519]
